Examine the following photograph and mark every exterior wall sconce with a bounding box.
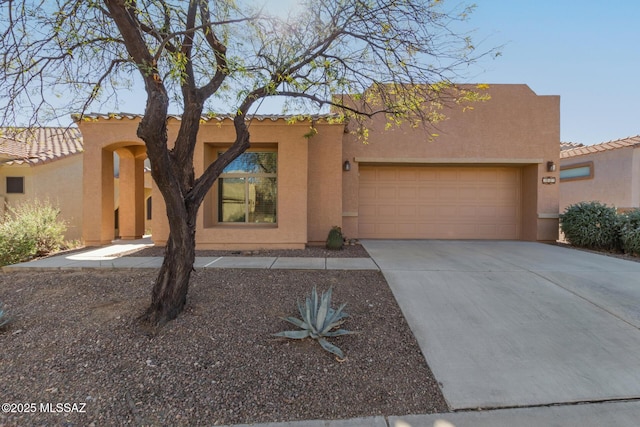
[343,160,351,171]
[542,176,556,184]
[547,161,556,172]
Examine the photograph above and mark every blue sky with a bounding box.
[93,1,639,146]
[463,1,639,145]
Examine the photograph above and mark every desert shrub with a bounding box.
[0,199,67,266]
[273,286,354,359]
[325,225,344,250]
[619,209,640,255]
[560,201,621,250]
[0,302,11,330]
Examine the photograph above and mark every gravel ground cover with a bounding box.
[0,268,447,426]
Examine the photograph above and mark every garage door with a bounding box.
[358,165,521,239]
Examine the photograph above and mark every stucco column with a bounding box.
[82,148,114,246]
[117,146,146,240]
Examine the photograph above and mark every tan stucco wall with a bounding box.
[191,119,332,250]
[79,117,341,249]
[342,84,560,241]
[0,155,83,241]
[560,147,639,213]
[78,118,146,245]
[79,83,559,248]
[307,123,344,245]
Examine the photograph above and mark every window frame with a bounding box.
[6,176,25,194]
[216,150,278,225]
[146,196,152,221]
[559,161,594,182]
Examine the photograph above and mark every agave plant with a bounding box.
[0,302,11,330]
[274,287,354,358]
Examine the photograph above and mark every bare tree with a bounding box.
[0,0,494,327]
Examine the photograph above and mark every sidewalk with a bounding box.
[2,239,378,272]
[216,401,640,427]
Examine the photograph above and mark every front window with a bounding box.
[218,151,277,223]
[560,161,593,181]
[6,176,24,194]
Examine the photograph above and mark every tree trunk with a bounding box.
[140,211,197,327]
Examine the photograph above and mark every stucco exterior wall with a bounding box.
[342,84,560,241]
[194,120,310,249]
[0,155,83,241]
[78,118,146,245]
[79,84,559,248]
[560,147,636,213]
[306,123,344,245]
[142,118,343,250]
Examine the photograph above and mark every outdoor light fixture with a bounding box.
[542,176,556,184]
[547,161,556,172]
[343,160,351,171]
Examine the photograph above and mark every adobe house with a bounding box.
[560,135,640,213]
[0,127,84,240]
[78,84,560,248]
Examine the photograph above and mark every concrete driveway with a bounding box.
[361,240,640,410]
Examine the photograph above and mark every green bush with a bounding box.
[325,226,344,250]
[0,199,67,266]
[560,201,621,251]
[619,209,640,255]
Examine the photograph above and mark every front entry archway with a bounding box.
[114,146,146,240]
[82,138,147,246]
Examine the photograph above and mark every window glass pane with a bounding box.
[6,177,24,194]
[222,152,277,174]
[248,177,277,223]
[560,166,591,179]
[219,177,246,222]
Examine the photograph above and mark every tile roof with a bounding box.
[560,135,640,159]
[75,112,339,123]
[560,141,584,151]
[0,127,83,166]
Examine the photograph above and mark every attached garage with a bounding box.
[358,165,522,239]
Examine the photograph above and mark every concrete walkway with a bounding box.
[223,401,640,426]
[2,239,378,272]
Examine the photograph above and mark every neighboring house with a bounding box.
[0,127,84,240]
[78,84,560,249]
[560,135,640,213]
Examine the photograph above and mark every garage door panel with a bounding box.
[418,169,438,180]
[358,204,377,218]
[397,187,417,200]
[438,169,459,181]
[359,165,521,239]
[377,169,398,180]
[377,205,397,217]
[397,205,418,217]
[377,186,398,199]
[397,170,418,181]
[417,187,438,199]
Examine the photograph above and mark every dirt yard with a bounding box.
[0,268,448,426]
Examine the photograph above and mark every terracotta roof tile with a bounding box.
[560,141,584,151]
[0,127,83,166]
[560,135,640,159]
[75,112,339,123]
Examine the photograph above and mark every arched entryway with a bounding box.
[82,139,147,245]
